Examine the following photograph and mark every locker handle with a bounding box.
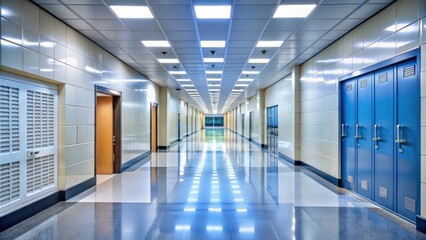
[395,124,406,153]
[341,124,347,137]
[373,124,381,149]
[355,124,362,139]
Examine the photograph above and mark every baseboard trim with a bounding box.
[121,151,151,172]
[277,152,340,186]
[0,176,96,232]
[59,177,96,201]
[157,145,169,151]
[0,192,60,231]
[279,152,301,165]
[417,216,426,233]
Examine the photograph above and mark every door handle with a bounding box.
[355,124,362,139]
[341,124,347,137]
[395,124,406,153]
[373,124,381,149]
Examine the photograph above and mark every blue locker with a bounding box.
[356,74,373,199]
[373,66,394,210]
[341,79,357,191]
[396,59,419,221]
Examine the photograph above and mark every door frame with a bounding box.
[95,85,122,174]
[150,102,158,152]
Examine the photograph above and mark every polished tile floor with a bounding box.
[1,129,426,239]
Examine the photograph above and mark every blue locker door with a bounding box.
[373,66,394,210]
[396,59,419,221]
[356,74,373,199]
[341,79,357,191]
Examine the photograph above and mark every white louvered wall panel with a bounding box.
[0,161,20,206]
[0,85,19,154]
[27,90,55,149]
[27,154,55,195]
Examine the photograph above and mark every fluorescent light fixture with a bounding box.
[181,84,194,87]
[242,71,259,74]
[200,40,226,48]
[169,71,187,74]
[256,41,284,47]
[186,89,198,92]
[204,58,224,63]
[248,58,270,64]
[157,58,179,63]
[209,89,220,92]
[177,78,191,82]
[273,4,316,18]
[207,78,222,81]
[110,6,154,19]
[141,41,170,47]
[232,89,244,92]
[235,84,249,87]
[238,78,253,82]
[194,6,231,19]
[206,70,223,74]
[175,225,191,231]
[208,84,220,87]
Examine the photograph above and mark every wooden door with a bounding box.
[151,105,157,152]
[96,96,113,174]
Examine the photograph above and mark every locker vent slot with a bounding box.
[379,74,387,83]
[27,90,55,149]
[348,175,353,183]
[346,84,352,91]
[403,65,415,78]
[0,161,20,206]
[27,154,55,195]
[379,187,388,199]
[360,80,367,88]
[0,85,20,153]
[361,180,368,190]
[405,197,416,213]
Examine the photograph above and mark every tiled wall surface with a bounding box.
[0,0,160,190]
[299,0,425,179]
[265,71,298,160]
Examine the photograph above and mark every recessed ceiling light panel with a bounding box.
[110,6,154,19]
[273,4,316,18]
[204,58,224,63]
[256,41,284,47]
[169,71,187,74]
[141,41,170,47]
[238,78,253,82]
[248,59,270,64]
[157,58,180,63]
[206,70,223,74]
[207,78,222,81]
[200,41,226,48]
[242,71,260,74]
[194,6,231,19]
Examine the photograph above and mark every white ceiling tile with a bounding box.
[309,4,359,19]
[265,19,304,31]
[198,31,228,40]
[300,19,341,31]
[232,19,268,31]
[63,19,93,30]
[233,5,277,19]
[157,20,196,31]
[229,31,262,41]
[122,19,161,31]
[40,4,79,19]
[260,31,292,41]
[150,5,192,20]
[68,5,117,19]
[86,19,128,31]
[164,31,198,41]
[349,3,388,18]
[197,20,229,31]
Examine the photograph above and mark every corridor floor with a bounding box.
[1,129,425,239]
